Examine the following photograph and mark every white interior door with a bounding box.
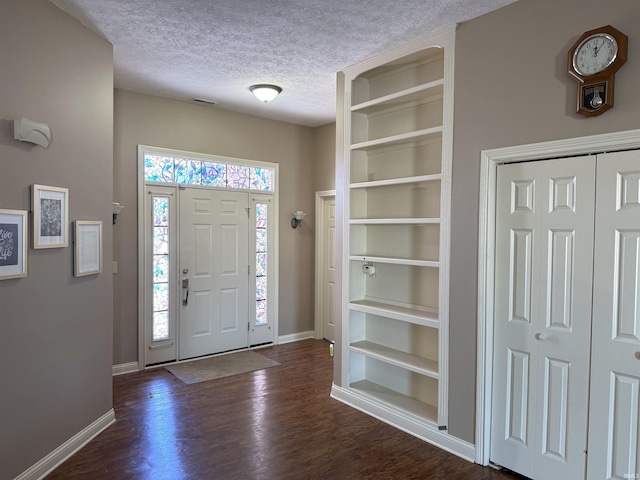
[179,188,249,359]
[491,156,596,479]
[322,196,336,342]
[587,150,640,479]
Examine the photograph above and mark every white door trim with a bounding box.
[314,190,336,340]
[475,129,640,465]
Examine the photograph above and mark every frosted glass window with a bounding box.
[256,276,267,301]
[152,196,170,341]
[227,165,250,189]
[256,253,267,277]
[144,154,274,192]
[250,167,273,191]
[256,300,267,326]
[153,255,169,283]
[153,283,169,311]
[175,159,202,185]
[153,198,169,226]
[202,162,227,187]
[256,228,267,252]
[255,203,268,326]
[145,155,174,182]
[153,227,169,255]
[256,204,268,228]
[153,312,169,341]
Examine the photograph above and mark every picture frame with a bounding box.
[74,220,103,277]
[0,209,28,280]
[33,184,69,249]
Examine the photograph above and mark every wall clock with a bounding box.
[568,25,628,117]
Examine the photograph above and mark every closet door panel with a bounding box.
[534,158,595,480]
[492,156,596,480]
[491,161,541,480]
[588,150,640,480]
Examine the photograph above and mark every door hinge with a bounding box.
[248,265,250,274]
[246,207,250,217]
[248,322,250,331]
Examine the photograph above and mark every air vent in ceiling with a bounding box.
[192,97,219,106]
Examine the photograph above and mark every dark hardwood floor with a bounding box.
[48,339,522,479]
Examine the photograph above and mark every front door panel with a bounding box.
[179,189,249,359]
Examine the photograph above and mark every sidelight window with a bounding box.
[255,203,268,326]
[151,196,171,341]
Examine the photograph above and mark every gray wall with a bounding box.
[448,0,640,442]
[113,90,317,364]
[0,1,114,478]
[313,122,336,192]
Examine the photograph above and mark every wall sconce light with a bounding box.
[250,84,282,103]
[113,202,124,225]
[291,210,306,229]
[14,117,51,148]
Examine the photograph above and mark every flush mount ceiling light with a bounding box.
[250,84,282,103]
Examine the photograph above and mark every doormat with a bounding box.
[164,350,280,385]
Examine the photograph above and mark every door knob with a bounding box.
[635,352,640,360]
[535,333,547,342]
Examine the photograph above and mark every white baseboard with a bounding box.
[112,361,139,376]
[16,409,116,480]
[330,383,475,462]
[278,330,315,344]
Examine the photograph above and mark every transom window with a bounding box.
[144,154,274,191]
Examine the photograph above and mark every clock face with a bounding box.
[573,33,618,76]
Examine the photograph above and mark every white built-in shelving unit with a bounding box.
[331,27,457,453]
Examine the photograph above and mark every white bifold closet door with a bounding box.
[491,150,640,480]
[491,155,595,480]
[587,150,640,480]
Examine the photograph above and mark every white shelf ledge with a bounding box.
[350,173,442,189]
[348,299,439,329]
[351,126,443,152]
[349,379,438,424]
[350,341,439,379]
[351,79,445,114]
[349,255,439,267]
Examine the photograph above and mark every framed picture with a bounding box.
[74,221,103,277]
[0,209,28,280]
[33,184,69,249]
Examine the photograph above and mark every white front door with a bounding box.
[322,196,336,342]
[491,156,596,479]
[587,150,640,479]
[179,188,249,359]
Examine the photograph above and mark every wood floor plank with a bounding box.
[47,340,522,479]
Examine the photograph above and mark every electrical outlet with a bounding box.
[362,264,375,275]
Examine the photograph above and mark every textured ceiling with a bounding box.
[51,0,516,127]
